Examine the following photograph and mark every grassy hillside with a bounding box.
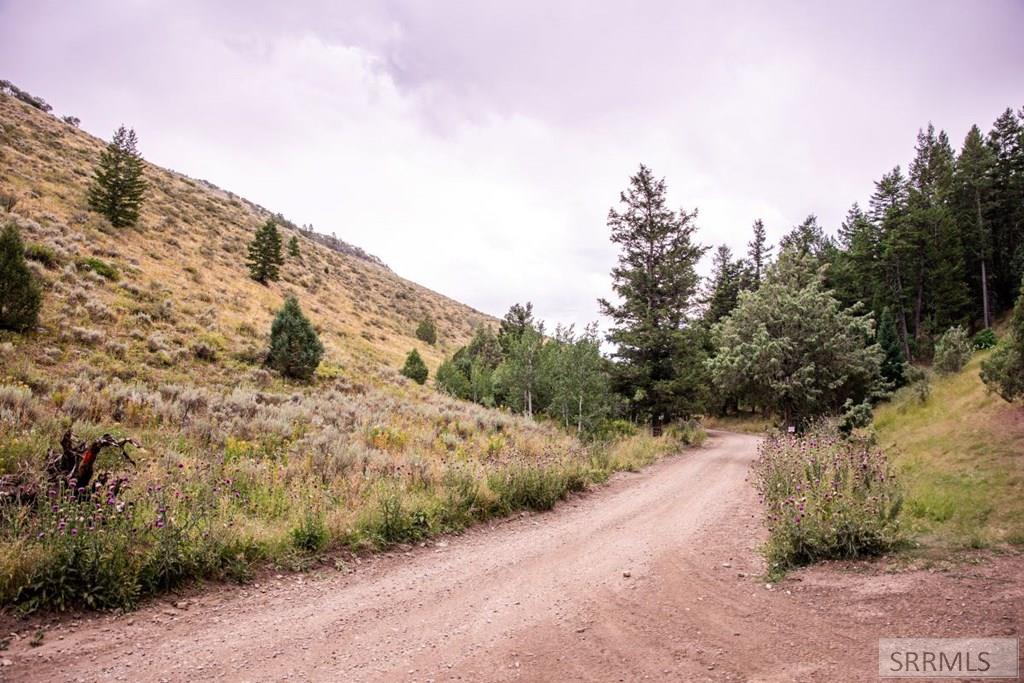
[0,93,688,612]
[874,352,1024,550]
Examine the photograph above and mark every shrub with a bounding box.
[415,318,437,345]
[0,192,17,212]
[973,328,997,350]
[23,243,59,268]
[0,223,42,332]
[401,349,428,385]
[752,426,902,573]
[838,399,873,435]
[933,326,973,374]
[290,512,327,552]
[76,256,119,281]
[665,418,706,446]
[267,295,323,380]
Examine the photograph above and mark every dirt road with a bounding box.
[4,431,1021,681]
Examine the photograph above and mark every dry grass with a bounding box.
[0,94,702,612]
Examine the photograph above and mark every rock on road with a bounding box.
[6,431,1022,682]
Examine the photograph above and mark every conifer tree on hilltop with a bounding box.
[247,220,284,284]
[0,223,42,332]
[87,126,147,228]
[598,164,708,432]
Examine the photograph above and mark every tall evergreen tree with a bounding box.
[247,220,284,284]
[952,124,997,328]
[832,203,884,313]
[87,126,147,228]
[746,219,772,287]
[598,165,708,431]
[877,307,906,389]
[871,166,914,360]
[703,245,744,325]
[779,215,833,264]
[986,108,1024,309]
[0,223,42,332]
[288,235,301,259]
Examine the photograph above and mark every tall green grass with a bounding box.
[874,353,1024,549]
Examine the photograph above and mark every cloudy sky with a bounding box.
[2,1,1022,331]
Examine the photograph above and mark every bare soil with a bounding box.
[2,432,1021,682]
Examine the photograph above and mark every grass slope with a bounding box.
[0,93,694,612]
[874,353,1024,549]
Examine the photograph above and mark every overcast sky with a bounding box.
[2,1,1022,331]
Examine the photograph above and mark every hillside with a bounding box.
[874,351,1024,550]
[0,92,673,611]
[0,92,492,379]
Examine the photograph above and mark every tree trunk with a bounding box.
[977,188,991,329]
[577,394,584,435]
[892,258,913,360]
[981,259,991,329]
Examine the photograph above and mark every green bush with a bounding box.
[665,418,706,446]
[933,325,972,374]
[24,243,59,268]
[415,318,437,345]
[0,223,42,332]
[401,349,428,385]
[973,328,997,350]
[752,425,902,574]
[76,256,119,281]
[290,513,327,552]
[267,296,324,380]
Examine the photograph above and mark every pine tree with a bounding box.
[986,108,1024,309]
[415,317,437,345]
[598,165,708,430]
[952,125,996,328]
[832,203,884,312]
[288,235,301,259]
[871,166,914,360]
[497,302,535,355]
[0,223,42,332]
[267,296,323,380]
[703,245,744,325]
[87,126,147,228]
[877,307,906,389]
[707,252,882,426]
[401,349,429,385]
[779,215,833,267]
[746,219,772,286]
[247,220,284,284]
